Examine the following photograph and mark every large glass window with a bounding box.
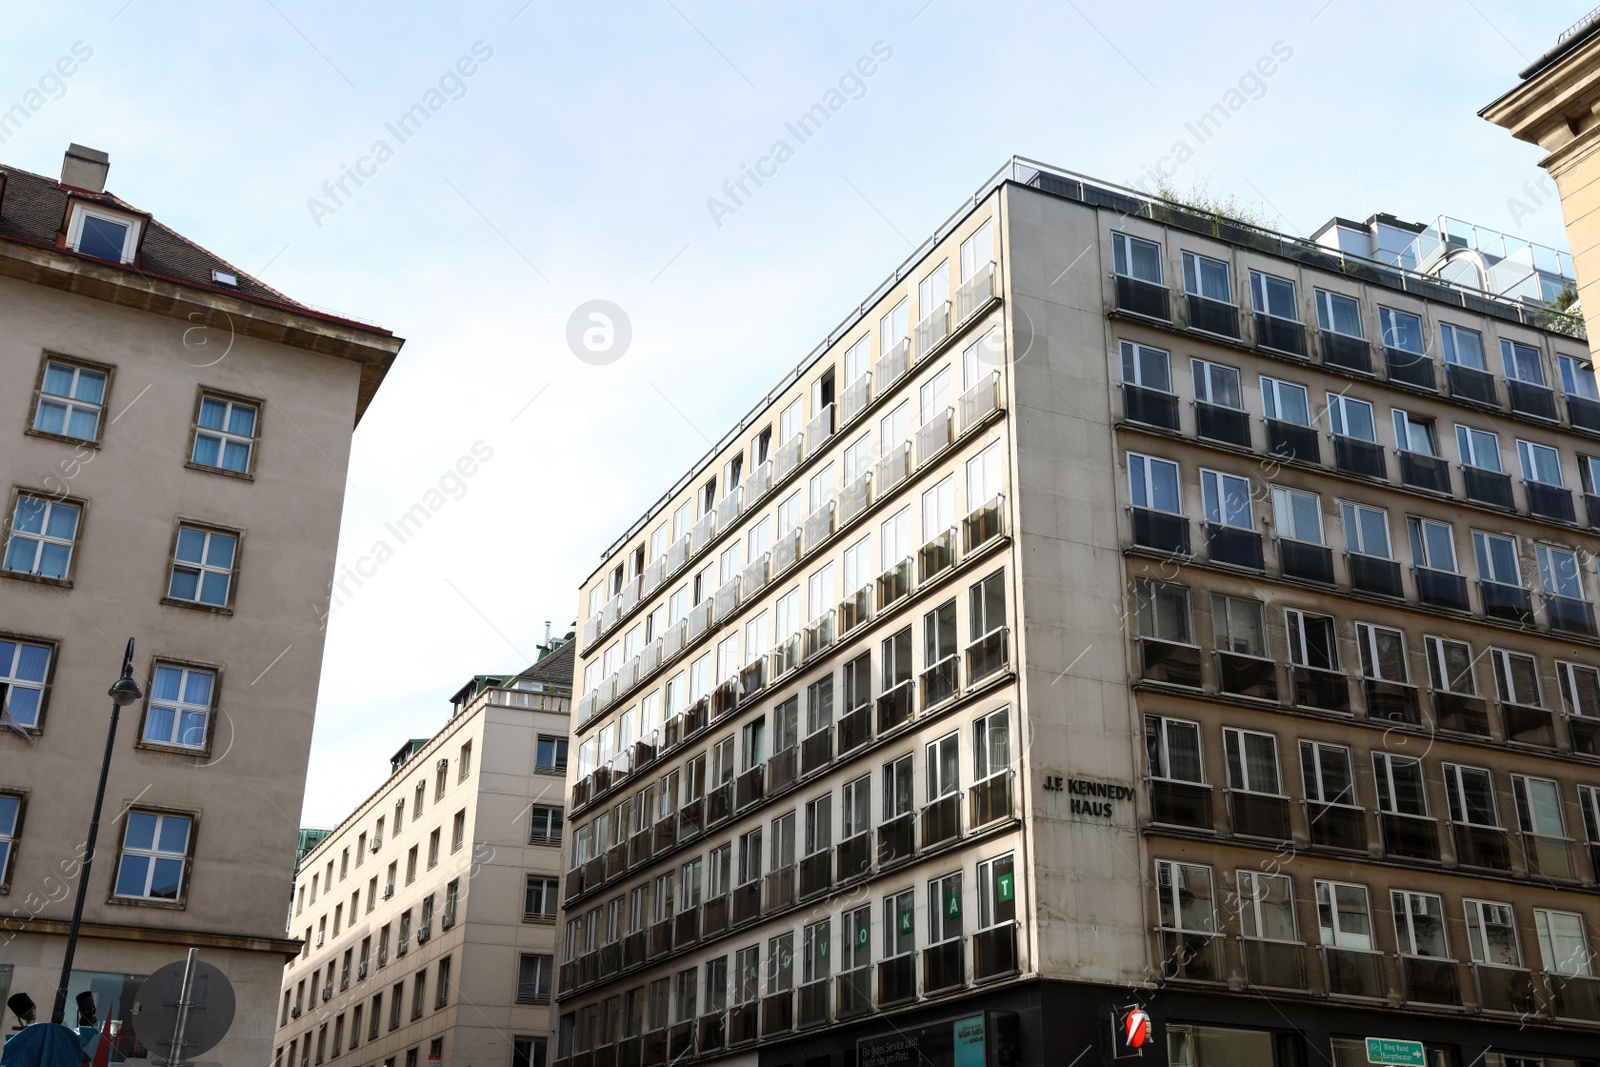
[1112,232,1162,283]
[1182,251,1231,302]
[1341,501,1391,558]
[1200,469,1252,529]
[1155,860,1216,933]
[1391,891,1448,957]
[1191,358,1242,408]
[1314,288,1362,337]
[1326,393,1376,441]
[1120,341,1171,391]
[1464,899,1520,967]
[1516,439,1564,485]
[3,496,80,579]
[1127,453,1180,513]
[1272,487,1323,544]
[1534,909,1592,977]
[1249,271,1298,320]
[1145,716,1203,783]
[1501,339,1546,386]
[1237,870,1295,941]
[1378,306,1424,353]
[33,360,107,441]
[1315,881,1373,950]
[1211,595,1265,656]
[113,811,192,900]
[1286,609,1337,670]
[1260,376,1310,425]
[1441,323,1486,369]
[1222,728,1280,795]
[1442,763,1499,827]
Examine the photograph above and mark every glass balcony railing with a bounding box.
[838,701,872,755]
[837,832,872,883]
[1305,801,1366,850]
[969,769,1014,827]
[1131,507,1189,554]
[1398,450,1450,493]
[1289,664,1349,712]
[797,979,829,1029]
[1472,963,1538,1015]
[799,849,832,899]
[1369,677,1430,725]
[1138,637,1202,688]
[966,627,1010,684]
[1240,939,1306,989]
[838,583,871,636]
[838,372,871,427]
[1414,566,1468,611]
[836,967,872,1019]
[1320,330,1370,373]
[773,432,804,483]
[1480,581,1533,626]
[1451,823,1511,871]
[804,499,836,548]
[1148,778,1212,829]
[1186,292,1239,337]
[1507,378,1557,421]
[1520,833,1576,880]
[741,459,772,506]
[1547,594,1596,636]
[1321,946,1384,998]
[1400,956,1460,1006]
[875,442,911,495]
[877,813,914,868]
[1503,702,1556,747]
[1569,393,1600,434]
[1265,419,1320,464]
[877,954,916,1006]
[764,866,795,912]
[876,679,914,733]
[1159,930,1222,981]
[1122,383,1179,430]
[1348,552,1402,597]
[956,261,997,323]
[839,471,871,525]
[875,338,911,391]
[800,726,831,777]
[921,655,959,707]
[1194,401,1251,446]
[973,924,1018,982]
[803,610,835,661]
[915,408,955,465]
[1205,524,1263,569]
[1384,347,1434,390]
[962,494,1006,552]
[1215,650,1276,700]
[922,939,964,992]
[959,372,1002,433]
[1228,790,1290,841]
[1333,435,1386,479]
[1379,813,1440,861]
[1114,273,1170,319]
[1255,312,1306,356]
[1525,480,1576,523]
[914,301,951,358]
[1446,363,1498,407]
[1546,972,1600,1022]
[766,746,798,794]
[1462,465,1514,509]
[917,527,958,582]
[921,793,961,848]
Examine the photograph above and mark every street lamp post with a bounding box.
[50,637,142,1027]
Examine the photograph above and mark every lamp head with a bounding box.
[7,992,36,1026]
[108,637,141,707]
[75,991,96,1027]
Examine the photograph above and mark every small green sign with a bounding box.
[899,903,914,934]
[946,892,961,918]
[1365,1038,1425,1066]
[857,924,869,946]
[997,872,1014,903]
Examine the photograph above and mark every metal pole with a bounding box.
[160,948,199,1067]
[50,638,135,1026]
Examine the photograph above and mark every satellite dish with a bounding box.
[132,959,236,1061]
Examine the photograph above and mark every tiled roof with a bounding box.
[517,639,575,690]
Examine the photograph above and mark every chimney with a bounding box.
[60,144,109,193]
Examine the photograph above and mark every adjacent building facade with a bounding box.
[555,157,1600,1066]
[273,643,575,1067]
[0,146,401,1063]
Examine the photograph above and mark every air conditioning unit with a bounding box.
[397,935,409,955]
[416,923,431,943]
[322,984,333,1002]
[437,758,449,771]
[357,960,369,979]
[369,840,382,853]
[441,913,456,930]
[383,885,394,900]
[315,932,324,947]
[290,1006,302,1019]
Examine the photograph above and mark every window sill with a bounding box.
[2,570,73,589]
[523,914,557,924]
[106,893,187,911]
[184,460,255,482]
[160,596,234,617]
[24,427,102,449]
[134,739,211,759]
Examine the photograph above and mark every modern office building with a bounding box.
[0,145,401,1063]
[1483,10,1600,356]
[272,642,575,1067]
[556,156,1600,1067]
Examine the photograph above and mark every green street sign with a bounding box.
[997,872,1014,903]
[1365,1038,1425,1066]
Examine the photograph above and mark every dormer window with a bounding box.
[65,203,141,264]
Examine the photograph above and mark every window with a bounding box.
[1392,409,1437,456]
[1355,623,1408,682]
[1135,579,1190,643]
[770,812,796,872]
[1440,323,1486,369]
[1127,452,1180,513]
[166,525,238,607]
[767,932,794,995]
[1379,306,1424,353]
[884,889,915,957]
[33,359,107,441]
[1191,358,1242,408]
[142,664,215,749]
[922,475,955,540]
[529,805,562,845]
[1472,530,1522,587]
[406,846,418,884]
[880,507,912,571]
[926,732,959,800]
[1237,870,1294,941]
[1491,648,1541,707]
[917,260,949,319]
[1341,501,1391,558]
[0,794,22,886]
[734,946,760,1005]
[4,495,80,580]
[368,994,381,1040]
[841,775,870,840]
[1181,251,1231,302]
[1119,341,1171,391]
[884,755,913,819]
[0,637,51,729]
[805,676,832,738]
[1559,660,1600,717]
[741,717,765,771]
[191,394,258,473]
[802,919,831,986]
[973,707,1010,781]
[879,298,909,351]
[1300,741,1356,807]
[928,872,962,944]
[1249,270,1298,320]
[1315,881,1374,950]
[1501,339,1546,386]
[1111,231,1161,283]
[1200,469,1252,529]
[1407,517,1457,573]
[459,741,471,780]
[517,953,553,1003]
[113,810,192,900]
[924,599,957,670]
[1464,899,1520,967]
[1537,543,1584,601]
[1561,353,1600,399]
[1392,891,1448,957]
[976,853,1015,930]
[1145,716,1203,783]
[1511,774,1566,840]
[1443,763,1500,826]
[804,794,831,856]
[1315,288,1362,337]
[1285,608,1337,671]
[414,781,426,819]
[1272,487,1323,544]
[1155,860,1216,933]
[1456,425,1502,472]
[1516,439,1563,485]
[1534,909,1592,976]
[1223,729,1280,795]
[524,875,558,921]
[1260,376,1310,424]
[411,970,427,1019]
[843,905,871,973]
[737,828,762,885]
[1326,393,1376,441]
[70,205,136,262]
[1373,753,1428,817]
[1212,594,1265,656]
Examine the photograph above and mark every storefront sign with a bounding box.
[859,1011,1013,1067]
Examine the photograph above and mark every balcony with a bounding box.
[623,930,645,969]
[730,881,760,925]
[1480,581,1534,626]
[917,527,957,582]
[1333,435,1386,479]
[1348,552,1402,598]
[1365,679,1421,725]
[1240,939,1306,990]
[735,766,764,810]
[1504,702,1556,747]
[963,494,1006,552]
[1205,524,1263,569]
[1159,930,1222,981]
[764,866,794,912]
[837,968,872,1019]
[702,895,728,937]
[960,371,1002,434]
[966,627,1010,684]
[803,611,836,661]
[1508,379,1558,421]
[1228,791,1290,841]
[767,747,797,795]
[1255,312,1306,356]
[973,924,1018,983]
[1138,637,1202,688]
[697,1013,725,1055]
[923,939,965,992]
[742,460,773,507]
[916,408,955,464]
[760,991,793,1037]
[956,261,996,323]
[1414,567,1469,612]
[1379,813,1440,862]
[1570,715,1600,758]
[774,432,804,482]
[1462,465,1514,509]
[628,830,652,868]
[914,301,951,357]
[797,980,829,1029]
[1130,507,1189,554]
[921,793,961,849]
[716,489,743,535]
[1321,947,1384,998]
[803,500,836,548]
[1148,779,1212,829]
[838,701,871,755]
[1278,539,1334,584]
[1305,802,1366,850]
[1547,595,1597,636]
[839,471,871,525]
[875,442,911,495]
[1265,419,1320,464]
[1400,956,1461,1006]
[799,850,832,899]
[1546,972,1600,1022]
[1290,664,1349,713]
[1385,347,1435,390]
[666,532,691,577]
[970,770,1014,827]
[1320,330,1371,373]
[1447,363,1498,407]
[1525,480,1576,523]
[690,511,717,556]
[653,814,678,854]
[741,554,770,599]
[876,337,912,390]
[1114,273,1169,319]
[805,403,835,451]
[877,679,913,733]
[837,832,872,882]
[877,954,916,1006]
[675,906,700,947]
[921,655,959,708]
[877,813,915,867]
[686,598,713,642]
[835,373,873,428]
[1520,833,1576,880]
[1473,964,1538,1015]
[770,632,802,680]
[737,659,767,704]
[1452,823,1511,871]
[800,726,831,777]
[678,798,704,840]
[1194,401,1251,447]
[648,919,672,958]
[728,1003,758,1045]
[1571,394,1600,434]
[1122,384,1179,430]
[838,583,872,636]
[1215,651,1276,700]
[1186,292,1239,337]
[771,526,801,576]
[1397,450,1450,494]
[1432,690,1491,737]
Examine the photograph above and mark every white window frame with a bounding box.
[66,202,142,263]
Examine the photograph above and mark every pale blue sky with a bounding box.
[1,0,1584,825]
